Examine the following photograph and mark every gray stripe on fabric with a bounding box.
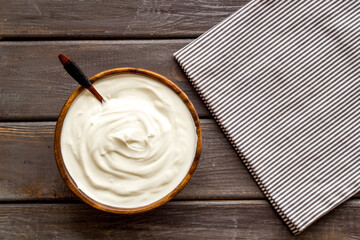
[174,0,360,234]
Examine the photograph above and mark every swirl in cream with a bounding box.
[61,73,197,208]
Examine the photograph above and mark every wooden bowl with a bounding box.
[54,67,202,214]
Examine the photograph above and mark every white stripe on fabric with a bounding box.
[174,0,360,234]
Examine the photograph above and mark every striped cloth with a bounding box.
[174,0,359,234]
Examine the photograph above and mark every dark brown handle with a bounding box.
[59,54,92,89]
[58,54,105,103]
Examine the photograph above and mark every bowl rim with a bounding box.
[54,67,202,214]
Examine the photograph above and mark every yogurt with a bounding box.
[61,73,198,208]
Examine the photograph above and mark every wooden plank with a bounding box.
[0,40,210,120]
[1,120,358,201]
[0,120,264,201]
[0,0,250,39]
[0,200,359,239]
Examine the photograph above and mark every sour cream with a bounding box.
[61,73,197,208]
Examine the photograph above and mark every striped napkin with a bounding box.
[174,0,359,234]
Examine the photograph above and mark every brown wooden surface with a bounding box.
[1,0,359,238]
[0,40,210,120]
[0,120,263,201]
[0,200,359,239]
[1,120,359,202]
[0,0,249,39]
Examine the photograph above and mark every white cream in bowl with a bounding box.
[61,73,197,208]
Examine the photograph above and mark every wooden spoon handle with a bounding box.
[58,54,105,103]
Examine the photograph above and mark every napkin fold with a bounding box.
[174,0,359,234]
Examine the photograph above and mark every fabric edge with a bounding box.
[174,52,300,234]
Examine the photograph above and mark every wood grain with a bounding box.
[54,68,203,214]
[0,0,250,39]
[0,200,359,239]
[0,40,210,120]
[0,120,264,202]
[2,0,359,237]
[1,120,358,202]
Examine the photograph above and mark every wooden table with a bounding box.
[0,1,359,239]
